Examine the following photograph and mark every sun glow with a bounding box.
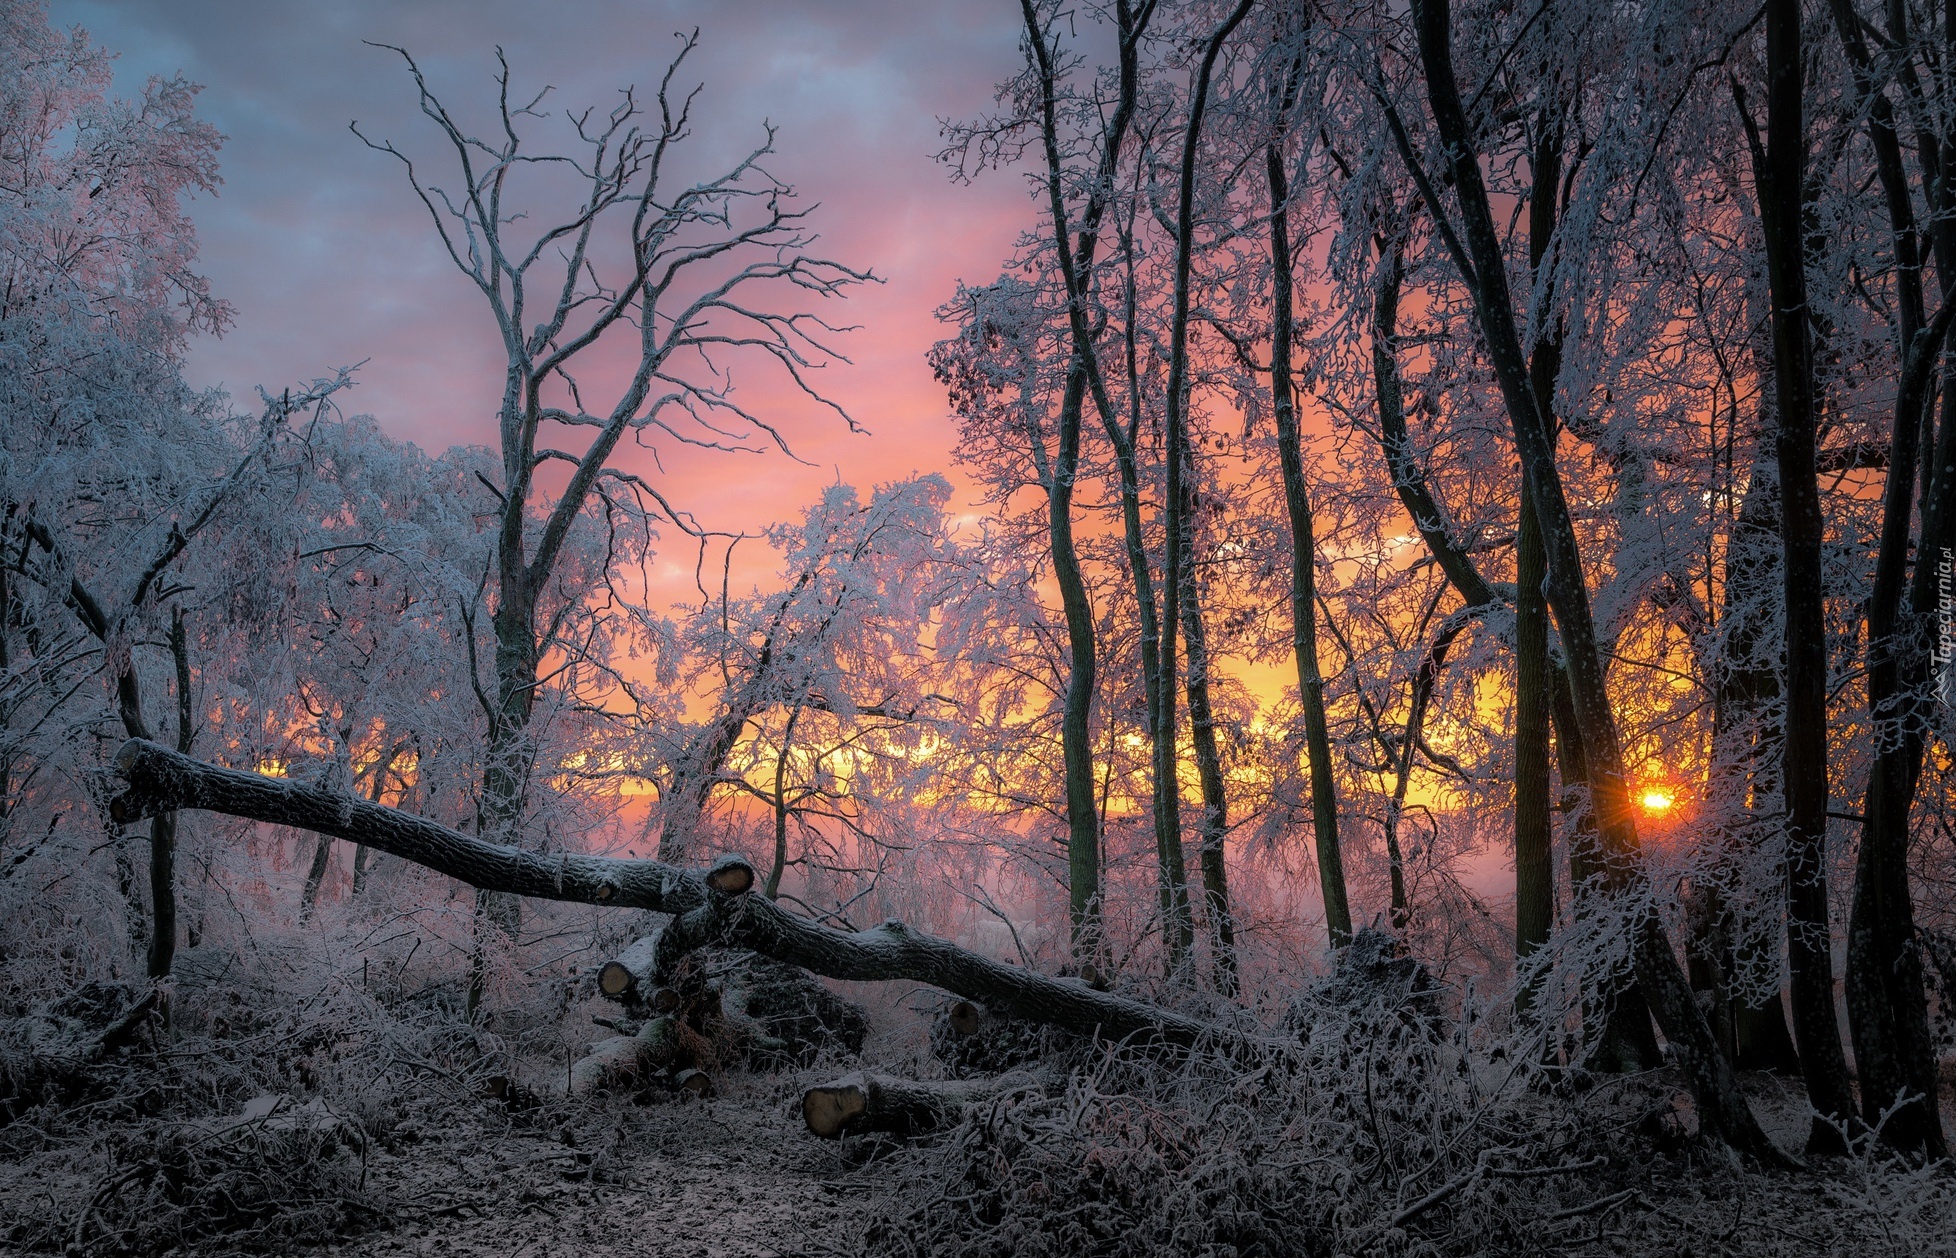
[1639,789,1675,814]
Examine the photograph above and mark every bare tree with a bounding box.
[353,35,872,993]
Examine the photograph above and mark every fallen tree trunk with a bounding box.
[802,1070,1027,1139]
[569,1015,703,1095]
[109,739,1252,1052]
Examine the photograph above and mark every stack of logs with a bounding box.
[574,870,1051,1142]
[571,856,871,1099]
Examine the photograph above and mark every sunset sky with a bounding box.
[50,0,1036,600]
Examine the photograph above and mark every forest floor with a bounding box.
[4,980,1954,1257]
[296,1068,1956,1258]
[315,1072,889,1258]
[294,1067,1956,1258]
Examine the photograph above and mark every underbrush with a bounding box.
[1,941,1952,1256]
[858,996,1956,1258]
[0,969,516,1254]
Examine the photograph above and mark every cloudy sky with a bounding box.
[49,0,1034,588]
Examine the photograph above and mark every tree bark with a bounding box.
[1741,0,1867,1152]
[1159,0,1255,992]
[1115,227,1196,973]
[1515,121,1560,990]
[1018,0,1132,959]
[1825,0,1953,1160]
[569,1014,700,1095]
[596,930,667,1007]
[1268,58,1352,948]
[1020,0,1190,975]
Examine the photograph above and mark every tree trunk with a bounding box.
[1746,0,1864,1152]
[1158,0,1255,993]
[1018,0,1138,962]
[1180,551,1237,995]
[1408,0,1781,1159]
[1515,122,1560,990]
[1825,0,1953,1160]
[569,1015,701,1096]
[110,738,1269,1054]
[1268,68,1351,948]
[1112,221,1194,976]
[1513,488,1553,981]
[596,930,667,1008]
[1051,384,1102,960]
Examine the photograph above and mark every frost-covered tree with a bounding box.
[0,0,345,980]
[353,35,873,963]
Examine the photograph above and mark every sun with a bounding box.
[1639,789,1675,814]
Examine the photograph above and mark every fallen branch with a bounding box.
[109,739,1249,1051]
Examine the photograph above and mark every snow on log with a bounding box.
[568,1015,702,1095]
[801,1071,1024,1139]
[705,854,755,895]
[596,931,664,1004]
[109,738,1256,1052]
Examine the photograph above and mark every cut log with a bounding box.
[568,1015,704,1095]
[947,1000,984,1037]
[596,931,664,1004]
[705,853,755,895]
[109,738,1271,1055]
[671,1067,714,1097]
[802,1071,1022,1139]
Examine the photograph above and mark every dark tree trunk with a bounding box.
[1157,0,1254,991]
[1515,121,1561,987]
[1050,371,1102,958]
[1744,0,1872,1151]
[1113,230,1195,973]
[1018,0,1178,961]
[1408,0,1782,1159]
[1179,526,1237,995]
[1268,59,1352,948]
[1825,0,1953,1160]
